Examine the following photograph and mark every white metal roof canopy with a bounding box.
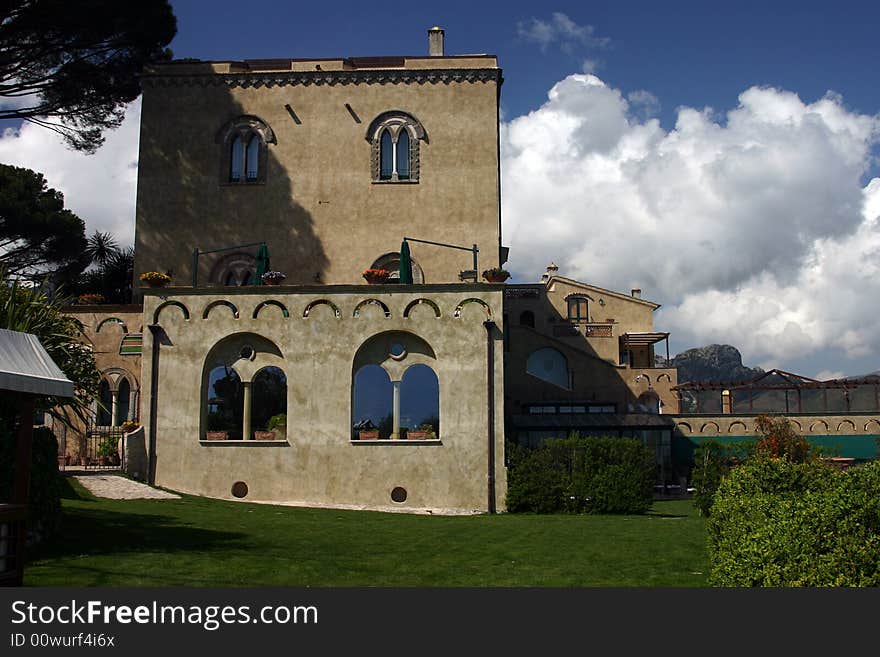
[0,328,74,398]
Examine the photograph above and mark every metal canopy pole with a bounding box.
[191,241,266,288]
[403,236,479,283]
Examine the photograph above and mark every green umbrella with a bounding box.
[255,243,270,285]
[399,239,413,284]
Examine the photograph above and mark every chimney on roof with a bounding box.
[541,262,559,283]
[631,288,642,299]
[428,26,445,56]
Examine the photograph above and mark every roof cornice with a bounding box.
[141,68,503,89]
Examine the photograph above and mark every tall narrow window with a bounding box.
[352,365,393,439]
[399,364,439,437]
[245,135,260,180]
[97,379,112,426]
[230,136,244,182]
[252,366,287,439]
[116,378,131,425]
[567,296,588,321]
[380,130,393,180]
[206,365,244,440]
[396,130,410,180]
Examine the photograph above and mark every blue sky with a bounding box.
[2,1,879,378]
[168,0,880,153]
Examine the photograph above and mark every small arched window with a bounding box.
[216,115,276,185]
[246,135,260,180]
[369,252,425,284]
[380,130,394,179]
[396,130,410,180]
[230,136,244,181]
[366,110,426,183]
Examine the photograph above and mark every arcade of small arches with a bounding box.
[200,330,441,443]
[152,295,492,325]
[96,369,139,427]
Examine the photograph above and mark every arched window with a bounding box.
[212,252,257,286]
[245,135,260,180]
[352,365,393,439]
[396,130,410,180]
[97,379,112,426]
[201,333,285,441]
[399,364,439,438]
[567,295,589,321]
[519,310,535,328]
[230,135,244,181]
[216,115,276,185]
[351,331,439,440]
[116,378,131,426]
[206,365,244,439]
[369,252,425,284]
[366,110,426,183]
[251,366,287,439]
[380,130,394,180]
[526,347,571,390]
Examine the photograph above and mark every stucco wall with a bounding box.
[134,58,502,293]
[503,282,678,415]
[141,284,506,514]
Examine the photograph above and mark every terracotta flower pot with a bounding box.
[205,431,229,440]
[359,430,380,440]
[254,430,276,440]
[406,431,430,440]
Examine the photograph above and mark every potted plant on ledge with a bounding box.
[261,271,286,286]
[353,419,380,440]
[406,422,437,440]
[482,267,510,283]
[77,293,106,305]
[140,271,171,288]
[362,268,391,285]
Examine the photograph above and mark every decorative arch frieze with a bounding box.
[202,300,240,320]
[453,298,492,319]
[153,300,190,324]
[353,299,391,319]
[303,299,341,319]
[403,298,441,319]
[252,300,290,319]
[96,317,128,334]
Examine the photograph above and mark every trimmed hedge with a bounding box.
[506,435,655,514]
[0,422,63,543]
[708,458,880,586]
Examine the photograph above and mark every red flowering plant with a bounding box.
[362,268,391,283]
[754,414,812,462]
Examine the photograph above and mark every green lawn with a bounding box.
[24,477,709,587]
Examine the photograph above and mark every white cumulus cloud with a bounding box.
[501,73,880,370]
[0,99,141,246]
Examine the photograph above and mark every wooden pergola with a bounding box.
[673,369,880,414]
[0,329,73,586]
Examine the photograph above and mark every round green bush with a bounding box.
[708,458,880,586]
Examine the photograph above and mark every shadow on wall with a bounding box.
[133,65,328,294]
[504,292,674,416]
